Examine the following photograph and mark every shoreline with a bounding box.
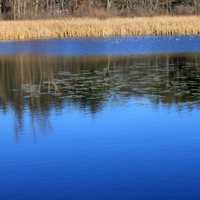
[0,16,200,41]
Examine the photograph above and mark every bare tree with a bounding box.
[0,0,199,19]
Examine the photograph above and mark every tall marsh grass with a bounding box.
[0,16,200,40]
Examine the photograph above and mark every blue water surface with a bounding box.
[0,37,200,199]
[1,100,200,199]
[0,36,200,56]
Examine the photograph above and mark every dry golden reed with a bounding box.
[0,16,200,41]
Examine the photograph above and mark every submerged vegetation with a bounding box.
[1,54,200,112]
[1,16,200,40]
[1,53,200,136]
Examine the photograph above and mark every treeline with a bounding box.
[0,0,200,19]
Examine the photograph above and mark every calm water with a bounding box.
[1,37,200,199]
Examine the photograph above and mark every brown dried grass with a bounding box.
[0,16,200,41]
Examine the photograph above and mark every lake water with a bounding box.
[1,37,200,199]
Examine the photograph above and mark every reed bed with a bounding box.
[0,16,200,40]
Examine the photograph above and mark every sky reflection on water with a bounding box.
[1,36,200,56]
[1,38,200,199]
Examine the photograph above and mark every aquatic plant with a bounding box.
[0,16,200,40]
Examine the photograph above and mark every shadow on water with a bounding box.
[1,53,200,137]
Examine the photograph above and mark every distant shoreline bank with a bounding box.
[0,16,200,41]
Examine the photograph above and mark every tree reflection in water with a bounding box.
[1,53,200,137]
